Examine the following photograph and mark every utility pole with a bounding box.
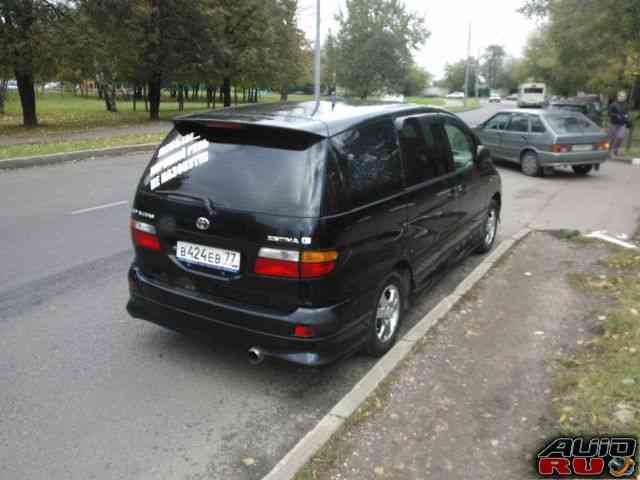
[314,0,321,106]
[475,47,480,100]
[463,22,472,108]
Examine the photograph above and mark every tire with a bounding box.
[365,272,406,357]
[572,165,593,175]
[521,151,541,177]
[475,199,499,254]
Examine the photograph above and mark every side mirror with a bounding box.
[476,145,492,166]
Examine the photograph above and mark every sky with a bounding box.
[298,0,538,80]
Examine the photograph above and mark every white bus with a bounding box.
[518,82,547,108]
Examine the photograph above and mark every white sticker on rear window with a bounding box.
[149,134,209,190]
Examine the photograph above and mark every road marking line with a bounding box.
[70,200,128,215]
[585,231,637,249]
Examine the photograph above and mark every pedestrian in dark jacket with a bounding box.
[608,91,632,156]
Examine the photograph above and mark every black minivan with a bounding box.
[127,100,501,365]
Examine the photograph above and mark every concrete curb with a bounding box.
[0,143,157,170]
[263,227,532,480]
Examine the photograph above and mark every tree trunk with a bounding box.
[234,86,238,105]
[15,71,38,127]
[222,77,232,107]
[148,78,162,120]
[212,86,217,109]
[280,85,289,102]
[219,86,224,103]
[0,80,7,115]
[177,84,184,112]
[193,85,199,101]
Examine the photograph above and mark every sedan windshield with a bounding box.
[545,113,600,134]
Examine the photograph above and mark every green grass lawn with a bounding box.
[0,92,479,159]
[0,132,166,160]
[0,92,314,138]
[555,237,640,437]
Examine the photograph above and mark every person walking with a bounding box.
[608,91,631,156]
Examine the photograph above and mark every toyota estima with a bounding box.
[127,100,502,366]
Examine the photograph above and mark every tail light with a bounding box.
[254,248,337,279]
[596,141,609,151]
[130,219,160,251]
[551,144,571,153]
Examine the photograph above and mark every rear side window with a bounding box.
[531,116,546,133]
[141,123,326,217]
[331,119,403,209]
[399,117,450,185]
[507,114,529,132]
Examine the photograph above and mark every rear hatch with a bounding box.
[131,118,328,313]
[545,112,607,150]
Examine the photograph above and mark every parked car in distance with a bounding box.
[6,80,18,91]
[446,91,465,99]
[489,94,502,103]
[549,98,603,126]
[505,94,518,101]
[474,109,608,176]
[127,100,502,366]
[44,81,62,91]
[517,82,547,108]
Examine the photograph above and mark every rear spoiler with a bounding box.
[172,117,327,151]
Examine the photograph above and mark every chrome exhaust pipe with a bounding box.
[248,347,265,365]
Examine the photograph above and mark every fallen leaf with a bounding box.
[242,458,256,466]
[374,466,385,476]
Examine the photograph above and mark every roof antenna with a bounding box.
[312,0,321,115]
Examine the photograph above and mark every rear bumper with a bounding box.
[126,265,369,366]
[538,150,609,167]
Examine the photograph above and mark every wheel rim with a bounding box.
[484,208,497,246]
[375,285,400,343]
[522,154,538,176]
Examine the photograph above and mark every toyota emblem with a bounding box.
[196,217,210,231]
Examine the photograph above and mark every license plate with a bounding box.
[176,241,240,273]
[572,144,593,152]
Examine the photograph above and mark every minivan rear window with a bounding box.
[524,87,544,94]
[141,123,327,217]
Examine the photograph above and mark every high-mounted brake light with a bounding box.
[207,121,243,129]
[254,248,337,279]
[130,219,160,251]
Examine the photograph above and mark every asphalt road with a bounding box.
[1,102,639,480]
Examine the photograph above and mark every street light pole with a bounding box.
[314,0,321,106]
[463,22,472,108]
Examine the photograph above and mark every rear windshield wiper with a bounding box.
[153,190,216,216]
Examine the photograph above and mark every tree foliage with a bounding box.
[518,0,640,101]
[335,0,429,98]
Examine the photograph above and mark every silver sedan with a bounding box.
[474,109,609,176]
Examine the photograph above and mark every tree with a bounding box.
[481,45,506,90]
[443,58,478,94]
[321,31,338,94]
[0,0,65,126]
[335,0,429,98]
[402,64,430,97]
[270,0,310,101]
[519,0,640,100]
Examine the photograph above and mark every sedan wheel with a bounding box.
[366,273,405,357]
[521,152,540,177]
[572,165,593,175]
